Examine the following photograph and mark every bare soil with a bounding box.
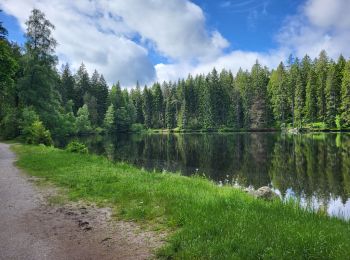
[0,143,164,260]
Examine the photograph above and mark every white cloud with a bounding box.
[155,49,288,82]
[157,0,350,83]
[0,0,155,86]
[0,0,229,86]
[103,0,229,62]
[277,0,350,59]
[1,0,349,87]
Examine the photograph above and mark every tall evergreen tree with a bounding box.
[294,73,305,127]
[59,63,75,105]
[17,8,60,131]
[152,82,164,128]
[305,69,318,122]
[142,86,153,128]
[131,81,144,124]
[325,63,339,127]
[341,61,350,127]
[165,87,177,129]
[249,61,270,128]
[74,63,90,113]
[315,50,329,121]
[268,62,289,124]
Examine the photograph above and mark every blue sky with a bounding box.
[193,0,304,52]
[1,0,349,86]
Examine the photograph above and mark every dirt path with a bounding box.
[0,143,163,260]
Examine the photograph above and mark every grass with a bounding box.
[12,144,350,259]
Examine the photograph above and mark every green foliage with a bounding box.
[23,120,53,145]
[130,123,145,133]
[20,107,40,138]
[115,107,131,132]
[305,69,318,122]
[65,140,88,154]
[336,115,342,129]
[0,107,20,139]
[76,104,92,134]
[3,8,350,137]
[268,62,289,124]
[341,61,350,127]
[14,144,350,259]
[325,63,340,127]
[103,104,115,133]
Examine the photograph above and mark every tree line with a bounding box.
[1,9,350,143]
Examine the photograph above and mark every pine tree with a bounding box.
[268,62,289,125]
[108,82,124,109]
[341,61,350,127]
[325,63,339,127]
[294,73,305,127]
[0,20,19,138]
[315,50,329,121]
[165,91,177,129]
[17,8,61,131]
[200,75,214,129]
[249,61,270,128]
[305,69,318,122]
[76,104,92,134]
[142,86,153,128]
[152,82,164,128]
[103,104,115,133]
[74,63,90,113]
[288,57,300,126]
[132,81,144,124]
[235,68,252,128]
[59,63,75,105]
[95,75,108,125]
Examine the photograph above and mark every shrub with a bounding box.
[130,123,145,133]
[25,120,53,146]
[76,105,92,134]
[0,108,20,139]
[66,141,88,154]
[336,115,342,129]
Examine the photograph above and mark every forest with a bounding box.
[1,9,350,143]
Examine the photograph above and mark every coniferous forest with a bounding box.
[2,9,350,143]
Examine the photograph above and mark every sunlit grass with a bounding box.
[12,144,350,259]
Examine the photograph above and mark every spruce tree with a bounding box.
[341,61,350,127]
[142,86,153,128]
[59,63,75,105]
[74,63,90,113]
[315,50,329,121]
[268,62,288,125]
[325,63,339,127]
[294,73,305,127]
[305,69,318,122]
[17,8,61,131]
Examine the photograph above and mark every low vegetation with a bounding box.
[13,144,350,259]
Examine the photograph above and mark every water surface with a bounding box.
[57,132,350,219]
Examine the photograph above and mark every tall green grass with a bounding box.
[13,145,350,259]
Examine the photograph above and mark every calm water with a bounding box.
[57,132,350,219]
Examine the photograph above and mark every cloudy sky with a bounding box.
[1,0,350,87]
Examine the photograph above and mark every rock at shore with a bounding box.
[254,186,279,200]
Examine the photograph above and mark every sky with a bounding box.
[1,0,350,87]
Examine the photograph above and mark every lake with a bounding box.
[56,132,350,219]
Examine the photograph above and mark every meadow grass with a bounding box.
[12,144,350,259]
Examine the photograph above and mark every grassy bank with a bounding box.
[12,144,350,259]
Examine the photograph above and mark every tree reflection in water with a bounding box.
[57,132,350,219]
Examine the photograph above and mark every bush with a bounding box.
[0,108,20,139]
[66,141,88,154]
[25,120,53,146]
[130,123,145,133]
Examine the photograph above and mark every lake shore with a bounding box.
[12,144,350,259]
